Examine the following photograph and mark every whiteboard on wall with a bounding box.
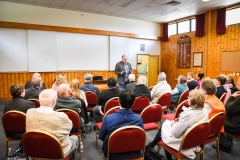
[110,36,129,70]
[28,30,57,72]
[0,28,28,72]
[57,32,109,70]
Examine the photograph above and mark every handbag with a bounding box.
[144,146,164,160]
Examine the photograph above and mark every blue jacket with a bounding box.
[99,109,144,159]
[79,82,100,96]
[172,83,188,104]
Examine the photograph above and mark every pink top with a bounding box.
[197,79,202,87]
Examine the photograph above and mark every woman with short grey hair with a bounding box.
[171,75,189,104]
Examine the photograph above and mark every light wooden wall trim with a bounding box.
[160,10,240,89]
[0,21,161,41]
[0,70,137,100]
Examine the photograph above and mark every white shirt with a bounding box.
[36,106,54,113]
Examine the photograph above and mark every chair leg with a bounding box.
[157,145,161,153]
[78,135,82,158]
[6,139,8,157]
[216,139,220,160]
[200,152,204,160]
[96,128,99,147]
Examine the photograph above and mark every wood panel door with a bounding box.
[148,55,159,87]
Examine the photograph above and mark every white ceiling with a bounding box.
[1,0,240,23]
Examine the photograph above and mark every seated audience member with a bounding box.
[151,72,171,104]
[55,83,81,114]
[25,72,46,90]
[4,83,35,114]
[227,74,238,94]
[26,89,78,158]
[187,72,198,90]
[171,75,188,104]
[201,79,225,117]
[147,90,208,160]
[99,89,144,160]
[124,74,138,90]
[133,76,151,100]
[70,79,88,107]
[79,73,100,96]
[52,73,68,92]
[215,75,227,99]
[93,77,120,123]
[24,76,43,99]
[196,73,204,87]
[219,78,240,152]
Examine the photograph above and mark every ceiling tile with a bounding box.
[35,0,51,5]
[100,5,122,14]
[89,3,110,12]
[64,0,84,9]
[51,0,68,6]
[78,1,98,11]
[19,0,36,2]
[111,7,132,16]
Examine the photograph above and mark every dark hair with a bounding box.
[216,75,227,85]
[107,77,117,88]
[119,89,136,109]
[10,83,24,97]
[197,73,204,80]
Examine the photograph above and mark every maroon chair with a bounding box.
[170,90,189,111]
[149,86,154,91]
[56,109,81,157]
[2,110,26,157]
[28,98,40,108]
[140,104,162,131]
[205,112,225,160]
[85,91,98,113]
[22,130,75,160]
[131,96,150,114]
[157,122,210,160]
[107,126,146,160]
[104,97,119,114]
[219,93,226,104]
[162,100,189,121]
[95,106,120,146]
[157,93,172,114]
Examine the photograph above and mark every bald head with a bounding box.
[32,72,41,79]
[138,76,147,85]
[39,89,57,108]
[58,83,70,98]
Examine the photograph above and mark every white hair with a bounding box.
[138,76,147,85]
[128,74,135,82]
[58,83,70,97]
[39,89,57,107]
[158,72,166,81]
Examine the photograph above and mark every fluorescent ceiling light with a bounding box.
[202,0,210,2]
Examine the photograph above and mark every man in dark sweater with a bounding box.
[187,72,198,90]
[24,76,43,99]
[93,77,120,122]
[133,76,151,100]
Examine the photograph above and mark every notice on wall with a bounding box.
[177,35,191,68]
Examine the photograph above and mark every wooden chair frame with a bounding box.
[219,93,226,103]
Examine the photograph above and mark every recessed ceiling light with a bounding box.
[202,0,210,2]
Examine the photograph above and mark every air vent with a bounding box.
[120,0,137,7]
[164,1,182,6]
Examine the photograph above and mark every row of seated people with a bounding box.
[3,71,240,159]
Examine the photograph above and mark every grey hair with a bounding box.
[178,75,187,84]
[122,54,127,58]
[128,74,135,82]
[84,73,93,82]
[58,83,70,97]
[158,72,166,81]
[138,76,147,85]
[39,89,57,107]
[32,77,42,87]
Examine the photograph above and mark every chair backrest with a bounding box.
[177,90,189,104]
[56,109,80,131]
[103,106,120,120]
[180,122,210,152]
[85,91,98,107]
[108,126,146,158]
[22,130,65,159]
[2,110,26,136]
[28,98,40,108]
[140,104,162,124]
[157,93,172,106]
[219,93,226,103]
[131,96,150,112]
[104,97,119,114]
[174,100,189,119]
[208,112,225,137]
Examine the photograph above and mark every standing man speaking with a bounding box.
[115,55,133,90]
